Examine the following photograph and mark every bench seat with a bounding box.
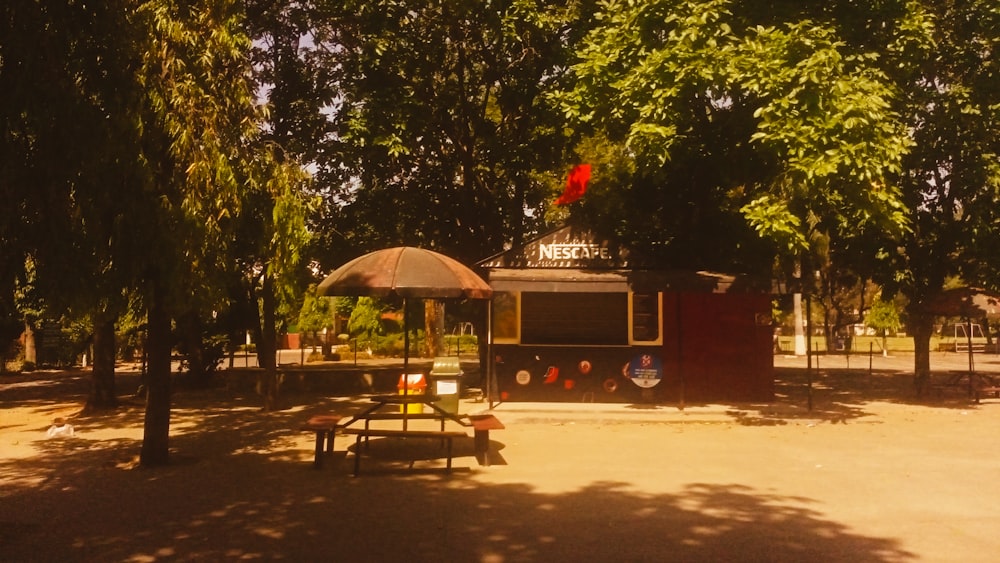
[356,412,450,432]
[340,428,468,475]
[468,414,505,466]
[977,386,1000,399]
[361,412,446,420]
[300,415,344,469]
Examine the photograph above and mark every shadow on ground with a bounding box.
[751,366,995,421]
[1,407,915,562]
[0,367,927,561]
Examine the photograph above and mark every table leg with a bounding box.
[446,437,453,472]
[313,431,325,469]
[353,433,363,476]
[474,430,490,466]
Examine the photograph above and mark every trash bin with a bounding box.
[397,373,427,414]
[429,356,463,415]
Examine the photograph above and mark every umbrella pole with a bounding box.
[403,297,409,384]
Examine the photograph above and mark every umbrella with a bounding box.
[317,247,493,378]
[318,246,492,300]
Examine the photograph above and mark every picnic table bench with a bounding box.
[976,386,1000,401]
[931,371,1000,403]
[298,394,506,473]
[356,412,450,432]
[299,414,344,469]
[341,427,468,475]
[469,414,504,466]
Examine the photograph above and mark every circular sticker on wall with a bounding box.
[515,369,532,385]
[626,354,663,388]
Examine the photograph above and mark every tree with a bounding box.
[348,297,386,350]
[867,296,901,357]
[236,2,601,371]
[559,0,911,276]
[876,1,1000,392]
[242,1,339,408]
[1,0,151,406]
[236,153,312,411]
[2,0,312,456]
[133,0,265,465]
[424,300,446,358]
[297,284,334,354]
[307,0,595,266]
[563,2,1000,394]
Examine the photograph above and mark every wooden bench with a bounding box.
[357,412,449,432]
[341,428,468,476]
[300,415,344,469]
[468,414,505,466]
[977,386,1000,402]
[928,382,1000,403]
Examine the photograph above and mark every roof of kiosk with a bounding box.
[479,226,766,293]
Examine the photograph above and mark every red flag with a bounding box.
[555,164,591,205]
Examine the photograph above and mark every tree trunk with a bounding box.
[910,311,935,397]
[141,285,172,466]
[424,300,445,358]
[88,318,118,409]
[22,320,36,365]
[258,272,279,411]
[321,330,332,359]
[177,311,205,380]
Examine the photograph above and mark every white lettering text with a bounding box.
[538,243,611,262]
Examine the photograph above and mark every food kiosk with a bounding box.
[480,226,774,404]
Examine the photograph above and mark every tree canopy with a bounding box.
[304,0,597,266]
[558,0,1000,387]
[558,0,912,273]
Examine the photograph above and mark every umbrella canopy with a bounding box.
[317,247,493,381]
[317,246,492,300]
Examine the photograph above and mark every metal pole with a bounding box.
[677,293,685,411]
[487,299,495,408]
[403,297,409,378]
[968,317,975,400]
[806,295,813,411]
[869,342,874,386]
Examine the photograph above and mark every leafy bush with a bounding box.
[444,334,479,354]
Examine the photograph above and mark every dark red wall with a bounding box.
[660,292,774,402]
[493,291,774,404]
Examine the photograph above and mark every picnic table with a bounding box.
[342,392,464,431]
[938,370,1000,403]
[301,392,504,474]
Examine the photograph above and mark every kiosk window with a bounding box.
[521,292,628,345]
[631,292,660,343]
[492,292,519,341]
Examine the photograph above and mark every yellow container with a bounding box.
[397,373,426,413]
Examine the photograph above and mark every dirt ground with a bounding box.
[2,353,1000,562]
